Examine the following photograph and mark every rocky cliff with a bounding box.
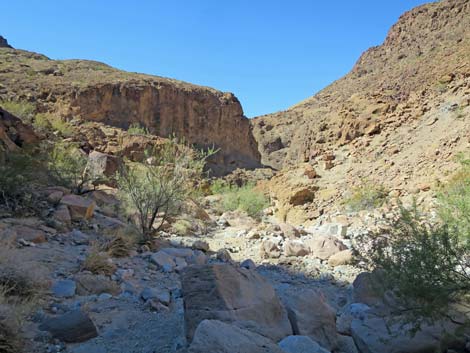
[252,0,470,170]
[252,0,470,224]
[0,46,261,175]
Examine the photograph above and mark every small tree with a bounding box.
[46,142,93,194]
[356,203,470,320]
[116,138,216,239]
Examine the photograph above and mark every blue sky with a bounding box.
[1,0,430,117]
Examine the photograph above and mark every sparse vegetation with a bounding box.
[0,243,46,353]
[356,202,470,322]
[46,142,93,194]
[438,155,470,245]
[344,180,388,212]
[34,112,74,136]
[116,138,216,239]
[127,123,150,135]
[82,248,116,275]
[218,183,269,219]
[0,151,40,213]
[0,100,35,124]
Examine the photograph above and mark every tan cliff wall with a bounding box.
[0,48,261,175]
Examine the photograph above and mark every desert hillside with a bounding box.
[0,43,261,175]
[0,1,469,353]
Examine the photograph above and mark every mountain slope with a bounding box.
[252,0,470,169]
[0,46,261,175]
[252,0,470,224]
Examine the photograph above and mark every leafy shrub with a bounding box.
[209,179,231,195]
[344,180,388,211]
[34,113,74,136]
[127,123,149,135]
[0,151,40,213]
[221,183,269,219]
[0,100,35,124]
[438,156,470,245]
[116,138,215,239]
[46,142,92,194]
[356,203,470,319]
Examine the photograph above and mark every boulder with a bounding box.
[351,314,462,353]
[39,310,97,343]
[284,239,310,257]
[53,204,72,225]
[10,225,46,244]
[150,250,176,272]
[328,249,353,266]
[87,151,121,180]
[188,320,284,353]
[278,336,330,353]
[281,289,338,351]
[352,271,386,307]
[52,279,76,298]
[260,238,281,259]
[60,194,95,221]
[181,263,292,342]
[305,235,347,260]
[279,223,300,239]
[74,273,120,296]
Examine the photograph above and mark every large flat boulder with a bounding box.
[280,289,338,351]
[188,320,284,353]
[60,194,95,221]
[181,263,292,342]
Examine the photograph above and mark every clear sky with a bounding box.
[1,0,430,117]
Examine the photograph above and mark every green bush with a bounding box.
[34,113,74,137]
[221,183,269,219]
[356,203,470,320]
[116,138,215,239]
[438,156,470,245]
[127,123,150,135]
[0,152,38,212]
[46,142,91,194]
[344,180,388,211]
[0,101,35,124]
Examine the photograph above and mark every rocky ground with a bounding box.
[1,184,468,353]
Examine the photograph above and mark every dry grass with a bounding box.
[0,241,47,353]
[81,246,116,276]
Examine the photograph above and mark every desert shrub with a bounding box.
[356,203,470,320]
[209,178,231,195]
[0,244,46,353]
[0,151,39,213]
[344,180,388,211]
[438,156,470,245]
[127,123,149,135]
[221,183,269,219]
[0,100,35,124]
[81,249,116,276]
[116,138,215,239]
[46,142,93,194]
[34,113,74,137]
[102,226,140,257]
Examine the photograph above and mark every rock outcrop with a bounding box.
[252,0,470,170]
[0,47,261,175]
[0,35,12,48]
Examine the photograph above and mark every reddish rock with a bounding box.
[60,194,95,221]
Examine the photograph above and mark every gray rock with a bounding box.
[240,259,257,270]
[39,310,97,343]
[52,279,76,298]
[188,320,284,353]
[161,247,194,258]
[182,263,292,342]
[278,335,330,353]
[150,251,176,271]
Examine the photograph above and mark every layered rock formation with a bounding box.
[252,0,470,223]
[252,0,470,169]
[0,42,261,175]
[0,35,12,48]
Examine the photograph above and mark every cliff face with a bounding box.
[0,47,261,175]
[252,0,470,169]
